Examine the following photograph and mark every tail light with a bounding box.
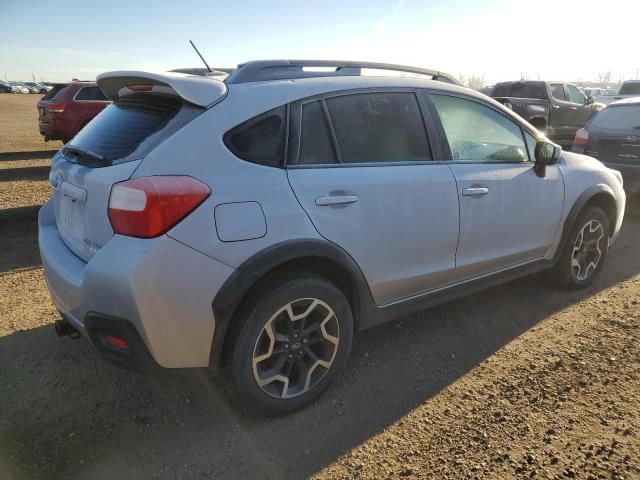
[108,176,210,238]
[574,128,589,146]
[46,102,66,113]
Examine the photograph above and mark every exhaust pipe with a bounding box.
[55,319,80,339]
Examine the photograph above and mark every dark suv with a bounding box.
[37,82,110,143]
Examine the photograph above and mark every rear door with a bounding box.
[287,90,460,305]
[429,93,564,281]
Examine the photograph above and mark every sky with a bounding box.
[1,0,638,85]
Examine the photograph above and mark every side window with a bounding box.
[550,84,567,101]
[431,94,529,162]
[299,101,337,165]
[567,85,586,104]
[75,86,107,101]
[223,105,287,167]
[324,92,431,163]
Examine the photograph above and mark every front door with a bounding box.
[287,91,460,305]
[430,93,565,281]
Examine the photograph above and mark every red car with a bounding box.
[37,82,110,143]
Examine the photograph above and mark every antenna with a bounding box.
[189,40,212,73]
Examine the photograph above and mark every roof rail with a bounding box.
[224,60,464,86]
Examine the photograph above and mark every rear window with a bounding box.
[42,84,68,101]
[65,95,201,166]
[492,82,547,99]
[75,86,108,101]
[223,106,287,167]
[590,105,640,129]
[619,82,640,95]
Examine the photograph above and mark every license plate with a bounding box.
[58,195,85,252]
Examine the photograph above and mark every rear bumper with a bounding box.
[39,200,236,368]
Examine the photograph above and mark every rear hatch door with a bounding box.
[585,104,640,168]
[50,72,224,261]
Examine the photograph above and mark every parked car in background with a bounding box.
[0,81,13,93]
[40,61,625,415]
[8,81,30,94]
[37,82,110,143]
[479,85,495,96]
[573,97,640,197]
[23,81,52,94]
[491,80,604,146]
[605,80,640,104]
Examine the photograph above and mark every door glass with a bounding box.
[550,83,567,101]
[567,85,586,104]
[325,92,431,163]
[432,94,528,162]
[299,101,338,165]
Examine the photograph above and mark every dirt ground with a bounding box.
[0,95,638,480]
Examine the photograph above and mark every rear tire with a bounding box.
[552,206,610,289]
[228,273,353,416]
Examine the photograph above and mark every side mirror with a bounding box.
[534,140,561,177]
[586,96,595,105]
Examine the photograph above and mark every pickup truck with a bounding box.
[491,81,604,146]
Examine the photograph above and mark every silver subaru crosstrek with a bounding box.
[40,60,626,415]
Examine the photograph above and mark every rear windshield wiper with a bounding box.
[62,145,106,164]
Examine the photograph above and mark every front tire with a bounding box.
[228,273,353,415]
[553,206,610,289]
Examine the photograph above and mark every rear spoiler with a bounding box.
[96,71,227,108]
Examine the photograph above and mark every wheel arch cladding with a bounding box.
[556,185,617,262]
[209,239,374,370]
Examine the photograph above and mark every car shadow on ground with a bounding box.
[0,150,57,162]
[1,206,639,480]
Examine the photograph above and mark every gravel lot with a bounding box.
[0,95,638,480]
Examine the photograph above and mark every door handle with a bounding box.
[315,195,359,206]
[552,105,560,110]
[462,187,489,196]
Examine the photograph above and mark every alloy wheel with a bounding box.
[252,298,340,399]
[571,219,605,281]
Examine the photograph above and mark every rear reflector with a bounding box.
[105,335,129,350]
[108,176,210,238]
[46,102,65,113]
[574,128,589,146]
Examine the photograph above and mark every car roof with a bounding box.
[609,96,640,106]
[622,80,640,84]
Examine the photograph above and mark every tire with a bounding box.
[553,206,610,289]
[228,272,353,415]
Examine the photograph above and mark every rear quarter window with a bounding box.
[223,106,288,167]
[42,84,69,101]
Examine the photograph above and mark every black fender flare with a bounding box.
[209,238,374,370]
[554,184,617,262]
